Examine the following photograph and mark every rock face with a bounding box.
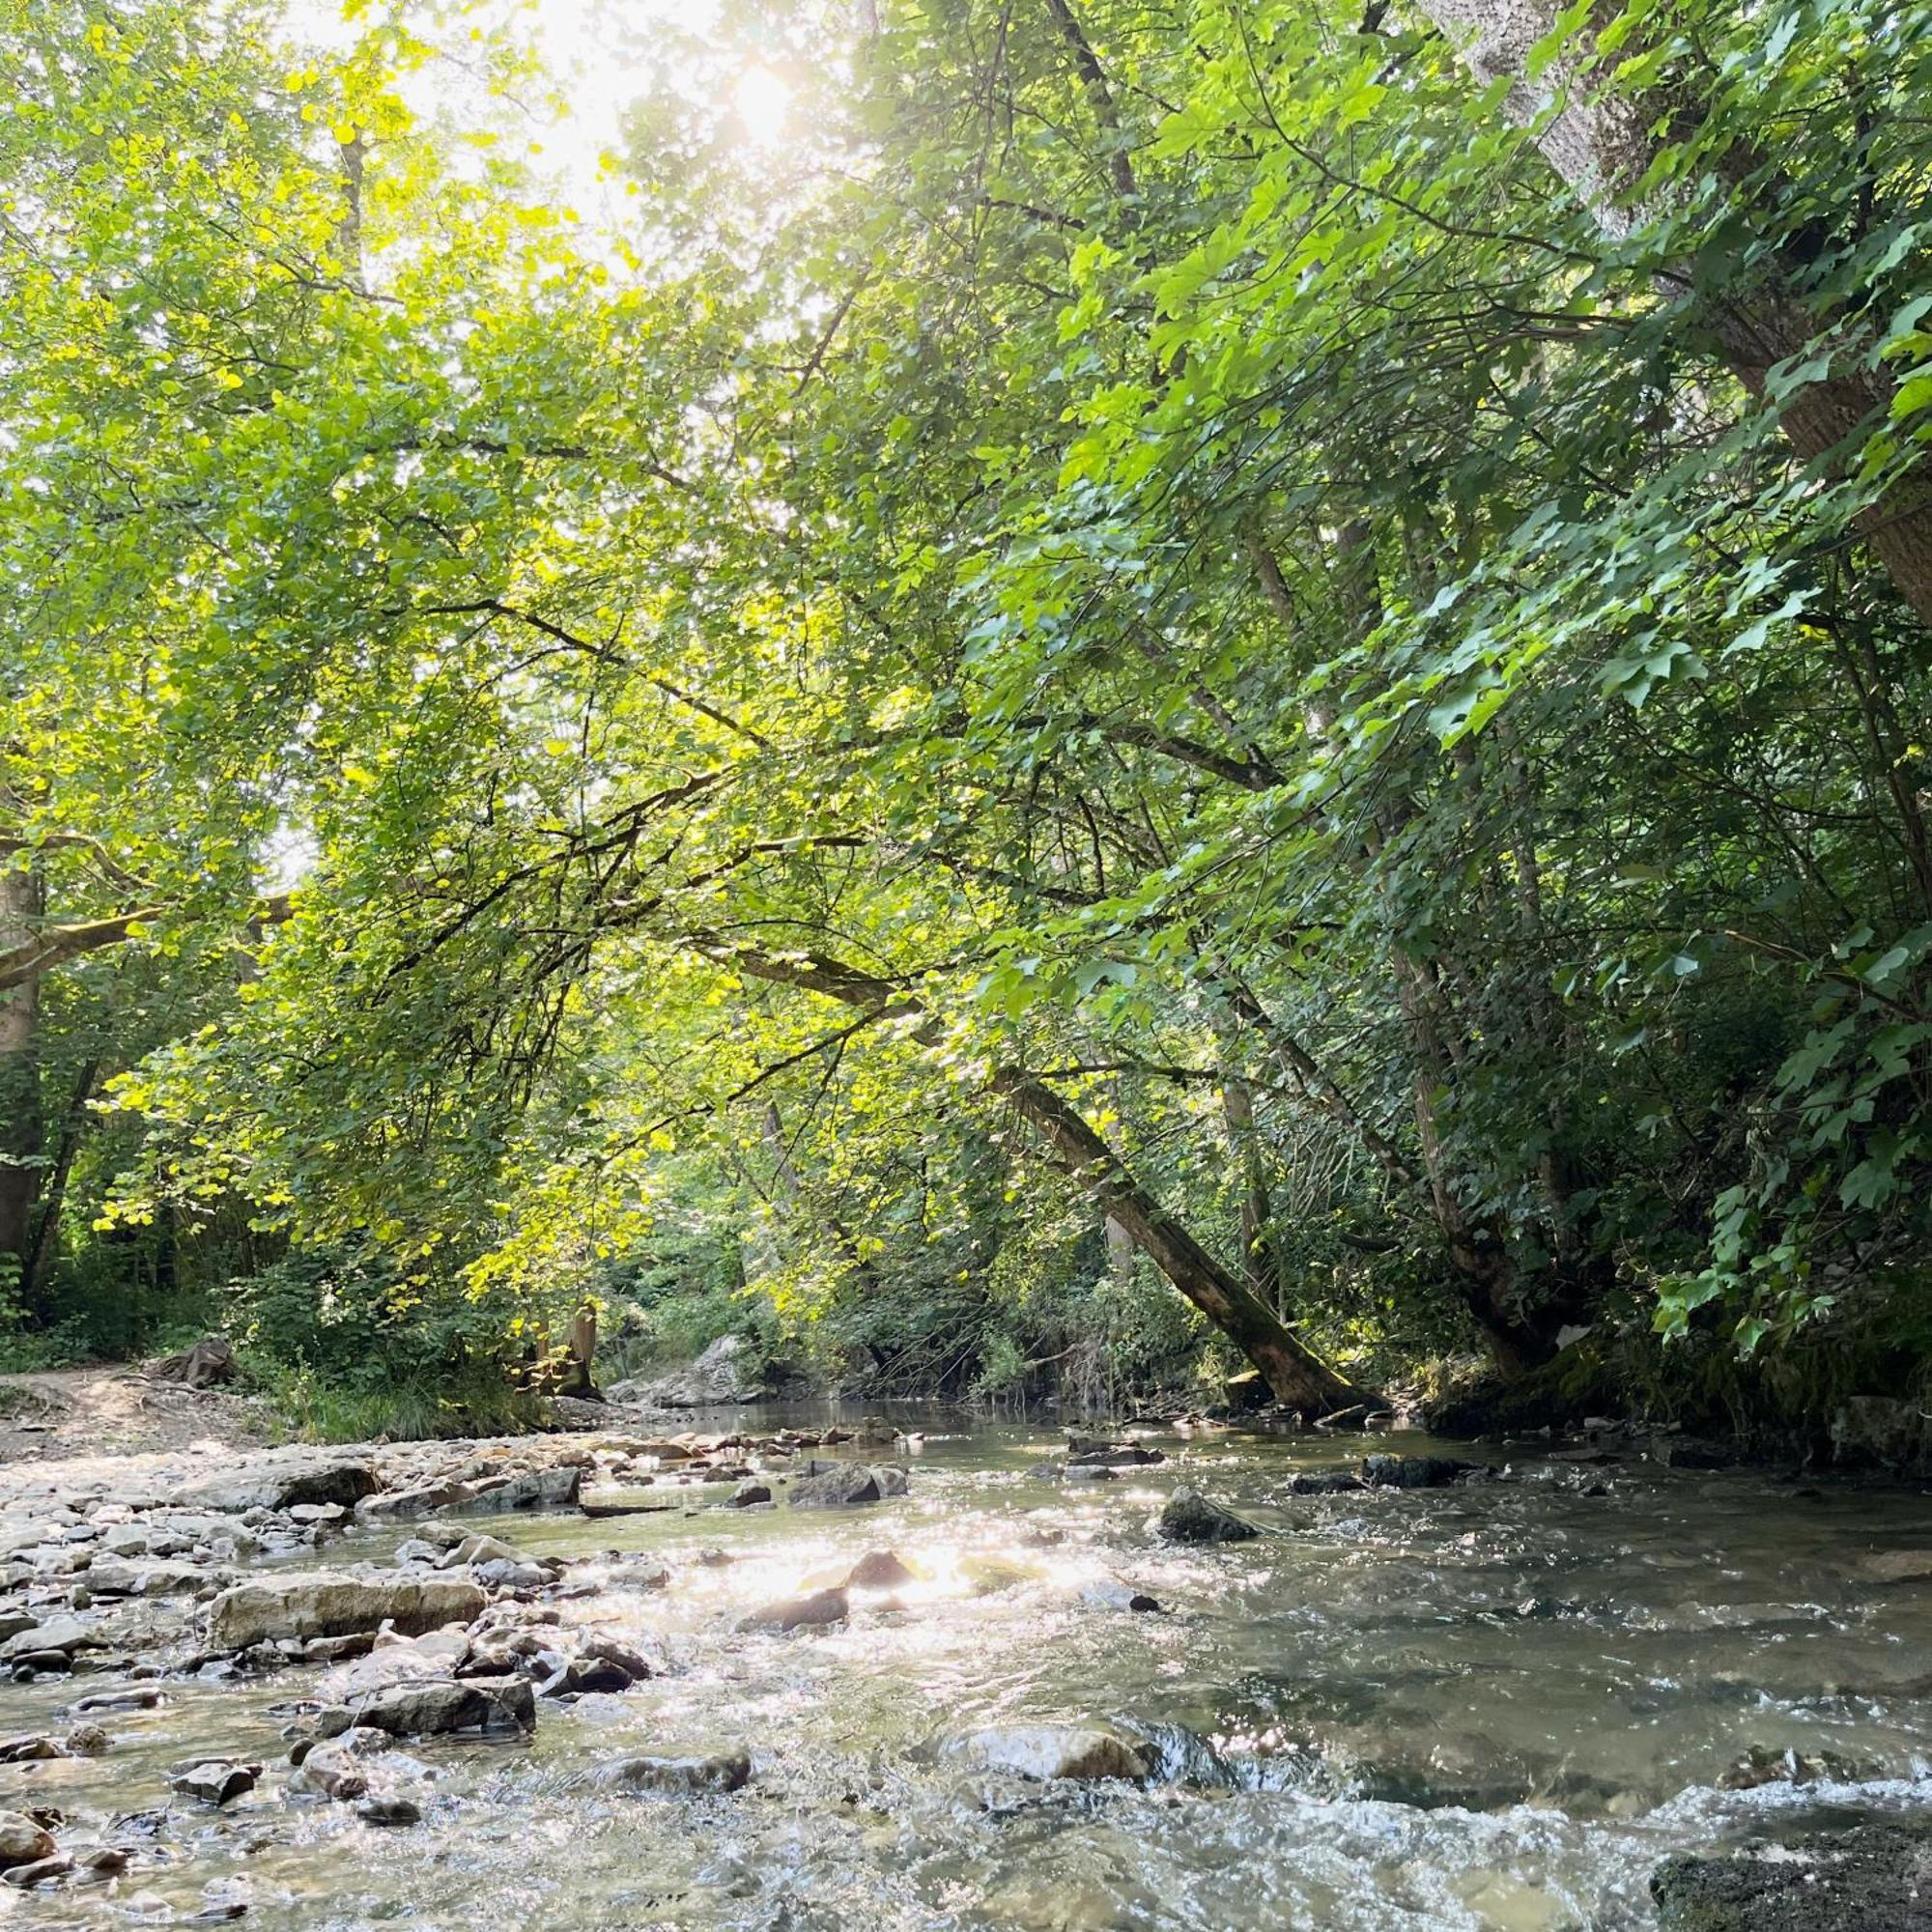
[610,1334,786,1408]
[1651,1821,1932,1930]
[1830,1396,1928,1472]
[207,1572,486,1651]
[594,1748,752,1795]
[949,1724,1151,1782]
[1157,1488,1259,1544]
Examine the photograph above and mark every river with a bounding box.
[4,1410,1930,1928]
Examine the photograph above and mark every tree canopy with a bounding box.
[4,0,1931,1430]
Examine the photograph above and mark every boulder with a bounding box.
[736,1585,849,1634]
[0,1812,55,1869]
[84,1557,212,1598]
[593,1748,752,1795]
[337,1675,534,1739]
[609,1333,797,1408]
[948,1724,1151,1782]
[1284,1470,1365,1494]
[292,1727,389,1801]
[442,1465,582,1517]
[168,1760,259,1805]
[319,1634,468,1701]
[1157,1488,1259,1545]
[1855,1548,1932,1585]
[844,1550,917,1590]
[725,1481,772,1508]
[1359,1454,1482,1489]
[173,1454,379,1515]
[1831,1396,1927,1471]
[1,1854,70,1889]
[0,1737,64,1765]
[1066,1443,1165,1468]
[1651,1821,1932,1930]
[0,1616,96,1662]
[356,1796,422,1827]
[788,1463,904,1510]
[207,1572,485,1651]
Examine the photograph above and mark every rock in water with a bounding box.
[1651,1821,1932,1930]
[1359,1454,1480,1489]
[593,1748,752,1795]
[1855,1548,1932,1584]
[736,1585,849,1633]
[844,1549,917,1590]
[355,1796,422,1827]
[168,1760,259,1805]
[0,1812,56,1869]
[949,1725,1151,1782]
[207,1572,486,1650]
[333,1675,534,1739]
[442,1466,582,1517]
[1158,1487,1259,1544]
[788,1463,887,1509]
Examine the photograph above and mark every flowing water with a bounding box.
[5,1412,1932,1929]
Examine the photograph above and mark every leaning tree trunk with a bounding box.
[0,864,43,1296]
[1413,0,1932,627]
[992,1067,1363,1412]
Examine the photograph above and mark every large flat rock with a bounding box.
[207,1571,484,1651]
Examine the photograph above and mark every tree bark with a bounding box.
[1413,0,1932,627]
[991,1066,1361,1411]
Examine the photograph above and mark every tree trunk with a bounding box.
[22,1053,98,1305]
[1413,0,1932,627]
[0,864,44,1296]
[992,1066,1363,1411]
[562,1301,598,1398]
[1220,1075,1282,1308]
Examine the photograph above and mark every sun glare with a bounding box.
[734,66,790,147]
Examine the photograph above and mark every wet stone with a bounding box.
[168,1760,261,1805]
[1359,1454,1485,1489]
[0,1811,57,1868]
[737,1585,849,1633]
[593,1748,752,1795]
[844,1549,917,1590]
[1158,1487,1259,1544]
[948,1724,1152,1783]
[1651,1820,1932,1930]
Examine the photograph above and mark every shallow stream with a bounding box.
[5,1412,1931,1929]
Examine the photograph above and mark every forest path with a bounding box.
[0,1361,274,1467]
